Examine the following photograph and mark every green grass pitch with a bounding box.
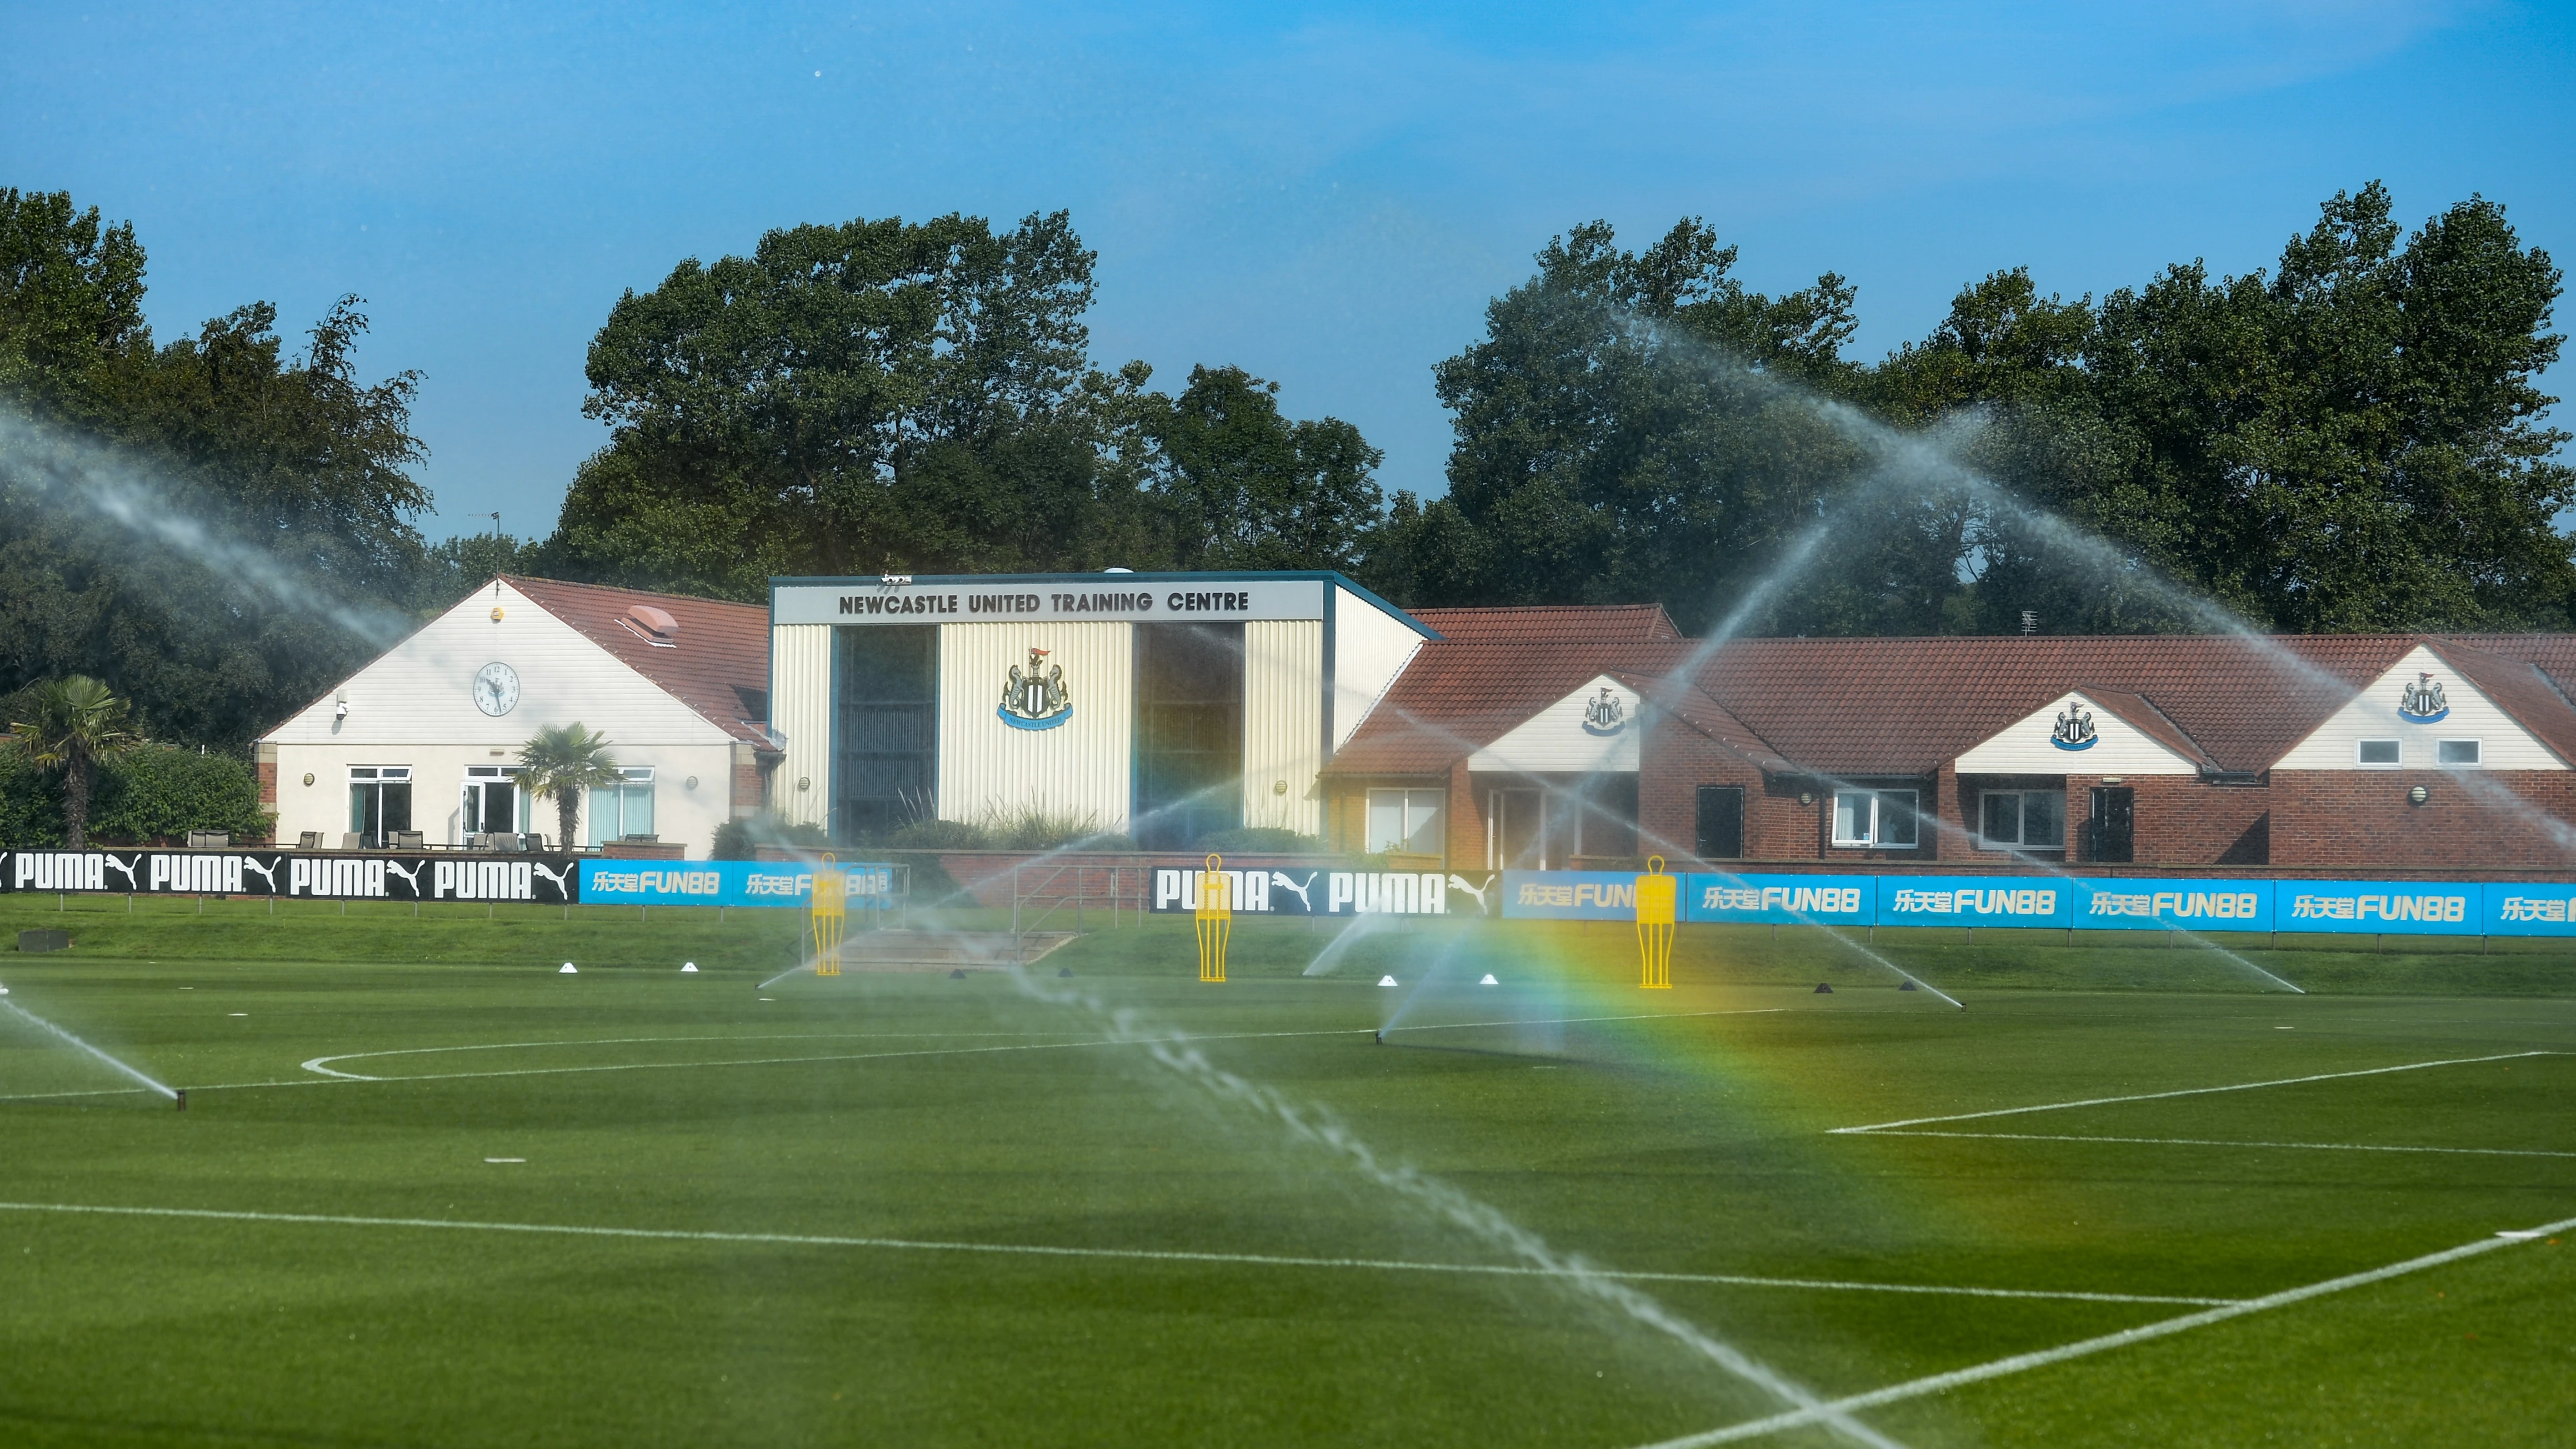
[1,895,2572,1446]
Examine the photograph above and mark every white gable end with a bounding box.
[1954,691,2198,775]
[261,581,733,749]
[1469,676,1640,773]
[2275,645,2564,770]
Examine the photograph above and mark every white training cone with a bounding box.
[558,962,578,975]
[681,962,698,973]
[1479,973,1499,985]
[1378,975,1398,987]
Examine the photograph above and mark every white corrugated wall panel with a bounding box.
[2275,645,2567,770]
[1243,620,1324,835]
[771,624,835,828]
[938,623,1133,830]
[1332,586,1427,750]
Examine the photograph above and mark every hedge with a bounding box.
[0,745,275,846]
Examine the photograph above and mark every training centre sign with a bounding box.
[1148,866,1494,916]
[577,860,894,910]
[3,849,582,904]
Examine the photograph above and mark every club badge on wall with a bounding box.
[2050,702,2098,751]
[998,646,1074,731]
[1580,685,1627,736]
[2397,672,2449,723]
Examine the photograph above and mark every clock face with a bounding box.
[473,661,522,717]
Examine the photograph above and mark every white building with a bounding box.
[766,571,1432,849]
[259,577,775,855]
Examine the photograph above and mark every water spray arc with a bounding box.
[0,988,179,1103]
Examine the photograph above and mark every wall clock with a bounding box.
[473,661,522,716]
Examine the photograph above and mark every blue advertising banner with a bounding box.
[578,860,894,910]
[1685,874,1874,926]
[2065,878,2273,932]
[2484,881,2576,936]
[2273,880,2476,936]
[1874,876,2073,929]
[1501,870,1653,920]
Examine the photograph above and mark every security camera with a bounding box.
[334,701,350,719]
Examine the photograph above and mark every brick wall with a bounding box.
[2271,770,2576,869]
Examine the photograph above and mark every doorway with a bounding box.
[1488,788,1544,869]
[348,766,412,849]
[462,766,523,841]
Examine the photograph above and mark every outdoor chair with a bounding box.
[297,831,324,850]
[392,831,426,850]
[340,832,363,851]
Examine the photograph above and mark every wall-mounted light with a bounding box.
[2408,785,2429,806]
[1798,791,1815,806]
[685,776,699,790]
[490,606,505,622]
[2101,775,2124,785]
[302,773,315,786]
[1272,779,1288,795]
[798,776,811,792]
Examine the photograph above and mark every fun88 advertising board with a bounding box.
[1872,876,2072,930]
[2065,878,2273,932]
[1684,874,1873,926]
[2272,879,2476,937]
[578,860,895,909]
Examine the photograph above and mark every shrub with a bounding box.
[710,813,833,860]
[0,743,272,846]
[884,818,992,850]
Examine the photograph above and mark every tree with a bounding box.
[1,190,434,746]
[544,212,1385,594]
[10,675,134,847]
[517,723,622,850]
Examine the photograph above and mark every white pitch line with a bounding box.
[1865,1130,2576,1161]
[0,1200,2228,1305]
[1829,1051,2559,1135]
[297,1028,1102,1080]
[1628,1212,2576,1448]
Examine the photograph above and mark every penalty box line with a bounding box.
[0,1201,2235,1307]
[1829,1051,2560,1136]
[1626,1210,2576,1448]
[1861,1130,2576,1161]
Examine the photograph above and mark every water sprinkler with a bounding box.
[1373,1030,1384,1045]
[174,1089,187,1112]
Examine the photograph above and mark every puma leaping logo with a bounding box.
[239,858,279,890]
[1270,871,1316,911]
[1447,874,1491,912]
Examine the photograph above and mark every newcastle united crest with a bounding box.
[1580,685,1626,737]
[998,646,1073,731]
[2049,702,2098,751]
[2397,671,2449,724]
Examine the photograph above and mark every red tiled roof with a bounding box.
[504,576,776,750]
[1324,640,1692,775]
[1609,670,1797,775]
[1405,604,1680,644]
[1334,629,2576,778]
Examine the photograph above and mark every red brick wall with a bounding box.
[2270,770,2576,870]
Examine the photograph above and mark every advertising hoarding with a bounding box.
[577,860,894,910]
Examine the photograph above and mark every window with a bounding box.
[462,766,526,838]
[588,768,657,846]
[348,766,412,849]
[1831,790,1919,848]
[2437,739,2482,766]
[2356,739,2401,766]
[1979,790,2065,850]
[1365,789,1445,854]
[1695,785,1745,860]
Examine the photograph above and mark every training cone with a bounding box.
[1057,966,1073,978]
[949,968,968,980]
[681,962,698,973]
[1478,973,1499,985]
[1813,982,1833,994]
[1378,975,1398,987]
[1898,979,1918,991]
[558,962,578,975]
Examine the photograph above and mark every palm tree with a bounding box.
[11,676,136,849]
[517,722,622,850]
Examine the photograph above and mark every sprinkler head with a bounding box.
[1373,1030,1384,1045]
[174,1090,187,1112]
[1898,980,1918,991]
[1813,982,1834,994]
[1056,967,1073,979]
[949,968,967,980]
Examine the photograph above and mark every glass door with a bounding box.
[1488,788,1545,869]
[348,766,412,848]
[462,767,522,843]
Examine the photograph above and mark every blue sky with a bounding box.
[5,2,2570,541]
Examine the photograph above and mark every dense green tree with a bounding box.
[546,212,1380,594]
[0,189,433,745]
[1386,187,2570,636]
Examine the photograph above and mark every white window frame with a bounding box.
[589,768,659,846]
[2355,739,2402,768]
[462,765,529,838]
[2436,739,2482,767]
[1832,789,1920,848]
[1364,786,1445,855]
[1979,789,2065,850]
